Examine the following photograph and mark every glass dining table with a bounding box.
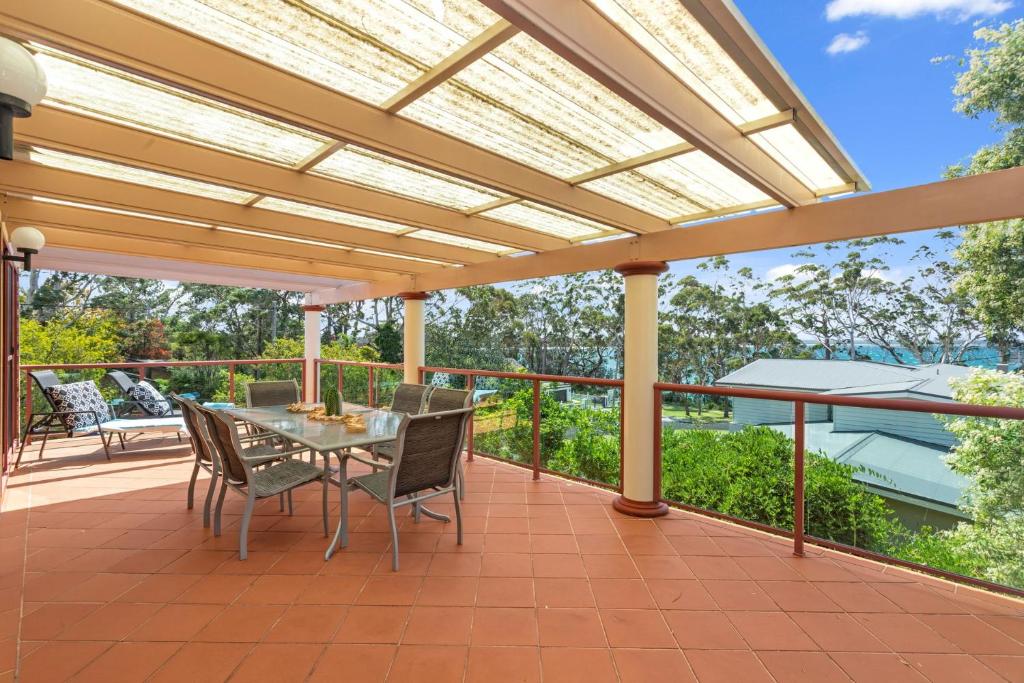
[225,403,404,560]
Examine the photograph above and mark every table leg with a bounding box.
[324,448,350,560]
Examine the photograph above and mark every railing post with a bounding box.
[653,387,662,503]
[532,379,541,480]
[138,366,146,381]
[337,363,343,404]
[300,358,307,403]
[228,363,236,404]
[793,400,805,557]
[24,369,31,445]
[466,374,475,462]
[368,366,375,408]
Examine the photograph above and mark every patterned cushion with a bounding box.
[127,380,170,416]
[45,381,112,433]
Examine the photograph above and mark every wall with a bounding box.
[833,405,955,447]
[732,396,829,425]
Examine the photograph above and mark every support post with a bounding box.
[302,301,324,403]
[399,292,428,385]
[613,261,669,517]
[793,400,806,557]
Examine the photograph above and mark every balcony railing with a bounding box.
[17,356,1024,597]
[654,381,1024,599]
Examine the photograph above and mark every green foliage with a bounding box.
[374,321,402,364]
[660,427,901,550]
[953,20,1024,127]
[19,313,120,366]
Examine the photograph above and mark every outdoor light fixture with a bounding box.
[3,226,45,271]
[0,37,47,160]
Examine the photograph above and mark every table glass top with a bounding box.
[226,404,402,451]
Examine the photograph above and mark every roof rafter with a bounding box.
[312,165,1024,302]
[1,197,436,276]
[0,161,496,265]
[464,196,520,215]
[670,199,779,224]
[479,0,817,207]
[16,108,562,254]
[382,19,520,113]
[567,142,697,185]
[0,0,669,235]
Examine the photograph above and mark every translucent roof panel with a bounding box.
[354,248,451,266]
[215,226,352,251]
[406,229,510,254]
[750,124,845,192]
[580,170,707,219]
[113,0,497,106]
[645,152,773,215]
[26,146,257,204]
[23,195,213,228]
[481,202,618,241]
[403,32,685,178]
[586,0,778,126]
[310,145,503,211]
[255,197,410,234]
[34,46,330,166]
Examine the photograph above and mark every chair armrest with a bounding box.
[240,446,311,465]
[346,452,392,470]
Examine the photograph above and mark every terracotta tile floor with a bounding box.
[2,434,1024,682]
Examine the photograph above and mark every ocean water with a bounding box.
[816,344,1015,370]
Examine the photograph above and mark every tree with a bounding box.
[947,20,1024,365]
[763,238,903,361]
[374,321,402,364]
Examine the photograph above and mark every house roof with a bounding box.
[716,358,974,399]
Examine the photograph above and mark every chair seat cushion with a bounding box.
[127,381,171,416]
[45,381,112,433]
[252,459,323,497]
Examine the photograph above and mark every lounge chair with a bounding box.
[104,369,181,417]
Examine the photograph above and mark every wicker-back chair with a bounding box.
[193,404,326,559]
[426,387,472,413]
[244,380,300,407]
[390,383,433,415]
[173,394,219,527]
[345,407,473,570]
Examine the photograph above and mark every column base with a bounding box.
[612,495,669,518]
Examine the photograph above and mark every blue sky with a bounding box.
[669,0,1021,283]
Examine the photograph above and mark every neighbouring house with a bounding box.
[715,359,978,529]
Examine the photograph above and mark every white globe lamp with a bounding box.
[0,37,47,160]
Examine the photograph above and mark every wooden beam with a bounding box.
[312,165,1024,302]
[737,109,794,136]
[567,142,696,185]
[17,108,566,253]
[293,140,347,173]
[464,196,520,215]
[479,0,817,207]
[0,161,494,265]
[1,197,438,276]
[382,20,520,113]
[25,225,388,283]
[670,199,779,224]
[0,0,668,235]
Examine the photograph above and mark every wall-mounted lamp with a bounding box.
[3,226,45,271]
[0,37,47,161]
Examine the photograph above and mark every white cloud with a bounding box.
[826,0,1013,22]
[826,31,871,54]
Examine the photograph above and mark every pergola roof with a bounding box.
[0,0,1019,303]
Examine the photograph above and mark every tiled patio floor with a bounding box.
[2,434,1023,682]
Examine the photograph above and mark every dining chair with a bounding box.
[177,395,300,528]
[372,383,433,462]
[194,404,327,559]
[244,379,300,407]
[344,407,473,571]
[426,388,472,500]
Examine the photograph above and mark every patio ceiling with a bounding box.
[0,0,876,295]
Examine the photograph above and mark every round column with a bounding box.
[614,261,669,517]
[399,292,427,385]
[302,304,323,402]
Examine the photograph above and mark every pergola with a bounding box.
[2,0,1024,517]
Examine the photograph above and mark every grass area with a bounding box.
[662,404,729,420]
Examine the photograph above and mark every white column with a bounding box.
[302,301,323,402]
[400,292,427,384]
[614,261,669,517]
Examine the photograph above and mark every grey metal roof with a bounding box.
[717,359,974,399]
